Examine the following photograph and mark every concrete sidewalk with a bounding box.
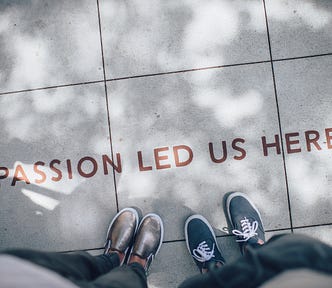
[0,1,331,287]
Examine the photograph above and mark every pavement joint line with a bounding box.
[0,79,104,96]
[263,0,294,233]
[104,53,332,83]
[60,223,332,254]
[104,60,271,82]
[1,53,331,97]
[273,52,332,63]
[96,0,119,212]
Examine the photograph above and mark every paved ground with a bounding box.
[0,1,331,287]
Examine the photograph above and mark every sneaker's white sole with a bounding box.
[184,214,221,256]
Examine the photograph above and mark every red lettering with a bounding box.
[0,167,9,180]
[34,161,46,184]
[137,151,152,171]
[173,145,193,167]
[305,130,321,152]
[232,138,246,160]
[66,159,73,179]
[154,147,171,170]
[285,132,301,154]
[11,164,30,186]
[50,159,62,182]
[326,128,332,149]
[77,157,98,178]
[262,135,281,156]
[102,154,122,174]
[209,141,227,163]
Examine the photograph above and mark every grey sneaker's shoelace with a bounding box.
[192,241,215,262]
[232,217,258,242]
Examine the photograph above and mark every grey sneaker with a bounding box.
[104,207,140,265]
[130,213,164,274]
[225,192,265,254]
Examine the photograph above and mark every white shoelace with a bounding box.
[232,217,258,242]
[192,241,215,262]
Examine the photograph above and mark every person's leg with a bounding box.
[180,191,265,288]
[89,262,147,288]
[3,249,119,282]
[179,233,332,288]
[179,192,332,288]
[2,207,140,285]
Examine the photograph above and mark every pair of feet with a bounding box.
[185,192,265,273]
[104,208,163,274]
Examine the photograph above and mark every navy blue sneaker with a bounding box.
[225,192,265,254]
[185,215,225,273]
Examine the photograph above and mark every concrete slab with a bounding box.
[99,0,270,79]
[0,83,117,251]
[0,0,103,93]
[265,0,332,59]
[0,1,330,288]
[294,225,332,246]
[108,62,291,242]
[274,56,332,227]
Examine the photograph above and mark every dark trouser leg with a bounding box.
[90,262,148,288]
[3,249,119,283]
[3,249,147,288]
[179,234,332,288]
